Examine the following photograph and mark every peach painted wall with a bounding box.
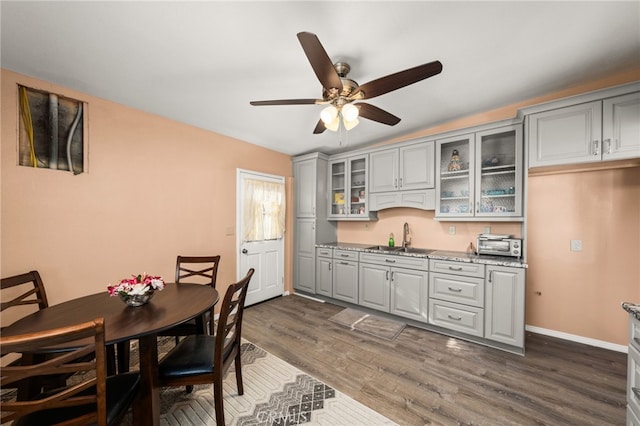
[338,68,640,346]
[527,167,639,345]
[1,69,293,325]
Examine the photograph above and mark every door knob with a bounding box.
[241,249,248,254]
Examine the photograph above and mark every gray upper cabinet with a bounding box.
[368,140,436,211]
[435,123,523,220]
[294,156,322,217]
[369,141,435,193]
[602,92,640,161]
[527,87,640,168]
[328,154,376,221]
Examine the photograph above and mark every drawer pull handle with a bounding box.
[340,254,350,257]
[447,314,462,321]
[448,287,463,292]
[339,261,350,265]
[385,259,396,263]
[448,266,463,271]
[633,387,640,400]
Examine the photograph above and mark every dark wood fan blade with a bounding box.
[313,119,326,134]
[352,60,442,100]
[297,32,343,92]
[356,103,401,126]
[250,99,322,106]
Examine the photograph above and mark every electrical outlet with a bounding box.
[570,239,583,252]
[449,226,456,235]
[484,226,491,234]
[364,223,369,229]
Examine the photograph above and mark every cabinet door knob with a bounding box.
[241,249,248,254]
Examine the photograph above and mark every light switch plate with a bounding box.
[449,226,456,235]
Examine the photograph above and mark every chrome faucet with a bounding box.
[402,222,411,248]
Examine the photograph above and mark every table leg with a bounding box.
[133,334,160,426]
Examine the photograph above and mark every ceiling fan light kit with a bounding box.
[250,31,442,135]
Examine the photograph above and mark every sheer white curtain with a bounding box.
[242,179,286,242]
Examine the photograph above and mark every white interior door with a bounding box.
[237,169,285,306]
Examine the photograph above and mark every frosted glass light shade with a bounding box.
[325,116,340,131]
[343,117,359,130]
[342,103,359,121]
[320,105,338,125]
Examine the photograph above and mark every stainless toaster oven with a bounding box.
[477,234,522,258]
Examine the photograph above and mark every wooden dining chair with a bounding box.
[0,317,140,426]
[1,271,125,378]
[161,255,221,338]
[158,268,254,426]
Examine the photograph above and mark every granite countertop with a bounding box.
[622,302,640,321]
[316,242,528,269]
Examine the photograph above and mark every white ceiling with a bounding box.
[2,1,639,156]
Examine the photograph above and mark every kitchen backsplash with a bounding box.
[337,207,522,252]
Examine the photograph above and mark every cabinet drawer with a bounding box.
[630,316,640,353]
[429,259,485,278]
[629,344,640,420]
[359,252,429,270]
[333,249,358,261]
[428,299,484,337]
[429,272,485,308]
[316,247,333,258]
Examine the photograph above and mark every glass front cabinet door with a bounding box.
[475,124,523,218]
[436,133,475,218]
[436,124,523,219]
[328,154,370,220]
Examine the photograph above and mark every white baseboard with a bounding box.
[525,325,627,353]
[292,292,325,303]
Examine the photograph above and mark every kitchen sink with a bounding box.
[366,245,398,251]
[366,245,436,255]
[393,247,436,255]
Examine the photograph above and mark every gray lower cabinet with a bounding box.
[484,265,525,347]
[294,218,317,294]
[390,267,429,322]
[428,259,486,337]
[315,248,333,297]
[359,252,429,318]
[358,262,390,312]
[333,249,359,304]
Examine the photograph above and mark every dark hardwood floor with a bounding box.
[242,294,627,426]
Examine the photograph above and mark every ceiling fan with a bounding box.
[250,32,443,134]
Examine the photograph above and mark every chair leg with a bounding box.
[213,374,225,426]
[235,353,244,395]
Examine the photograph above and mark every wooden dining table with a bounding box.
[1,283,219,426]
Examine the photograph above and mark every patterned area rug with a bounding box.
[0,337,395,425]
[328,308,406,341]
[153,341,396,425]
